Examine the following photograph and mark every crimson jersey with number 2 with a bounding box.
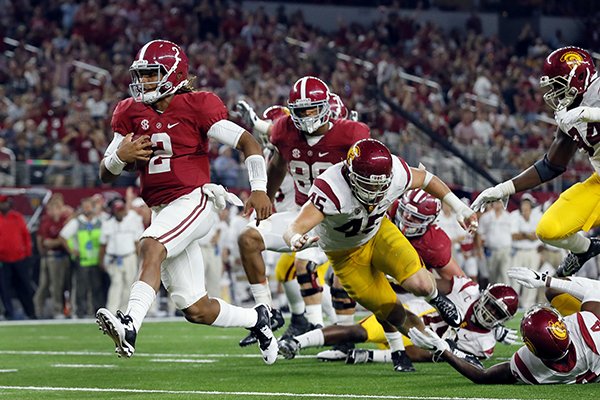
[111,92,228,207]
[270,117,370,206]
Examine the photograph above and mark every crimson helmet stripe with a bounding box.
[513,353,539,384]
[314,178,341,212]
[577,313,599,354]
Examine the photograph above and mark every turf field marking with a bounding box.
[52,364,117,368]
[0,350,315,359]
[0,370,17,373]
[149,358,216,363]
[0,386,543,400]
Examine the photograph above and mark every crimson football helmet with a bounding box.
[329,93,349,120]
[396,189,441,237]
[521,305,571,361]
[344,139,393,206]
[262,105,290,122]
[129,40,189,104]
[288,76,331,134]
[540,46,597,111]
[473,284,518,329]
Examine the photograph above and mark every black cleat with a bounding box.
[345,348,372,364]
[557,238,600,277]
[239,307,285,347]
[277,337,301,359]
[280,313,314,340]
[391,350,415,372]
[96,308,137,358]
[248,304,278,364]
[429,294,462,327]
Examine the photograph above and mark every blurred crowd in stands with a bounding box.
[1,0,599,192]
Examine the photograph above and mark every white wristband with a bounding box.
[104,151,127,175]
[253,119,272,136]
[442,192,469,214]
[245,154,267,192]
[497,180,516,196]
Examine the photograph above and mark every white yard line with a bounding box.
[149,359,216,363]
[0,370,17,373]
[52,364,117,368]
[0,386,542,400]
[0,350,316,359]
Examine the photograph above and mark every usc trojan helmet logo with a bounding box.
[548,320,568,340]
[559,51,585,70]
[346,145,361,163]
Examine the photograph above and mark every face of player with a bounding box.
[139,70,159,90]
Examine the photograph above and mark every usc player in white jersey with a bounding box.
[410,267,600,384]
[472,46,600,280]
[284,138,477,371]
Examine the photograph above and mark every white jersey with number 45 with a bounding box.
[308,156,412,251]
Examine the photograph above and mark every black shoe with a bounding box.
[437,339,483,369]
[96,308,137,358]
[271,308,285,331]
[248,304,278,365]
[429,294,462,327]
[277,337,300,359]
[239,307,285,347]
[345,348,372,364]
[557,238,600,277]
[280,313,314,340]
[391,350,415,372]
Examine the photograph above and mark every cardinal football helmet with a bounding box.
[473,284,518,329]
[329,93,349,120]
[129,40,189,104]
[540,46,597,111]
[262,105,290,122]
[288,76,331,134]
[521,305,571,361]
[396,189,441,237]
[345,139,393,206]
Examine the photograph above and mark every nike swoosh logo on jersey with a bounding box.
[167,122,180,129]
[318,152,329,157]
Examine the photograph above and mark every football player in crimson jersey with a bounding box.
[95,39,278,364]
[237,77,371,339]
[471,46,600,279]
[283,139,477,371]
[410,267,600,385]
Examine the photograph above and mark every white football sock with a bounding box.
[126,280,157,332]
[371,349,393,363]
[295,328,324,349]
[320,285,337,324]
[305,304,324,326]
[282,280,305,315]
[542,233,590,254]
[335,313,354,326]
[250,281,272,306]
[384,331,405,352]
[211,298,257,328]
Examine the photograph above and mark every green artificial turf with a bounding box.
[0,315,597,399]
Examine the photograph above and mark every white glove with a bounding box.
[507,267,548,289]
[289,233,320,252]
[408,327,450,359]
[456,204,478,235]
[236,100,259,129]
[494,325,518,345]
[202,183,243,210]
[470,181,515,213]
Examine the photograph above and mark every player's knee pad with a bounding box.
[331,287,356,310]
[297,262,323,297]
